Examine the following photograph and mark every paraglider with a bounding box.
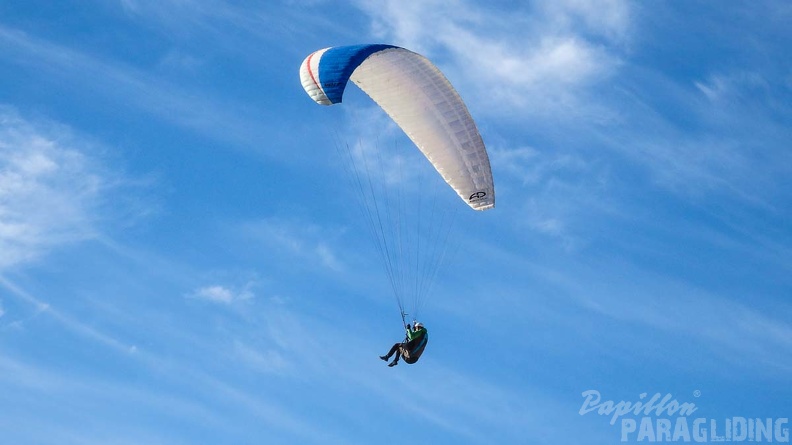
[299,44,494,365]
[380,321,428,367]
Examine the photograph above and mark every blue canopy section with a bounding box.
[318,44,399,104]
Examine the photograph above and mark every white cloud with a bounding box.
[356,0,629,112]
[0,107,107,269]
[538,0,631,41]
[189,284,254,304]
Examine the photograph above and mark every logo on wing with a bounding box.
[469,191,487,202]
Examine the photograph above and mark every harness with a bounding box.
[400,330,428,364]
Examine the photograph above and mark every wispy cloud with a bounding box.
[240,217,347,273]
[117,0,328,48]
[356,0,629,114]
[508,242,792,374]
[188,284,254,304]
[0,25,281,156]
[600,70,792,211]
[0,107,104,269]
[593,282,792,374]
[0,276,138,354]
[0,106,154,270]
[538,0,632,41]
[231,339,291,374]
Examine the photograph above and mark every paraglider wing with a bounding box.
[300,44,495,210]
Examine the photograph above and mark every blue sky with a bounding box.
[1,1,791,444]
